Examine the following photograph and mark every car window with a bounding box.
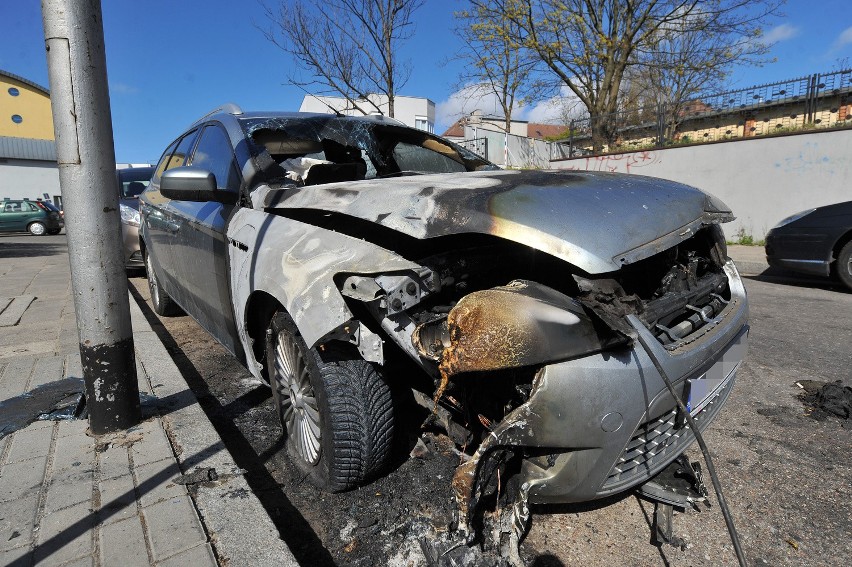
[38,201,60,212]
[153,130,198,183]
[2,201,21,212]
[190,124,241,192]
[392,141,467,173]
[25,202,39,212]
[152,139,179,184]
[118,169,154,198]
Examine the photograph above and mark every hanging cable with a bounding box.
[634,331,747,567]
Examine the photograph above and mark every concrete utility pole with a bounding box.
[42,0,141,434]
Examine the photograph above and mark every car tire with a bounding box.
[267,312,394,492]
[47,228,61,235]
[836,241,852,291]
[28,222,47,236]
[145,251,183,316]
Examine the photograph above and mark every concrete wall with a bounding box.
[0,159,61,203]
[551,128,852,240]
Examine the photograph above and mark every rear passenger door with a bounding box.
[167,123,243,355]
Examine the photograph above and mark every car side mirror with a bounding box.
[160,167,237,204]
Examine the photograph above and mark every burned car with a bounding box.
[139,105,748,545]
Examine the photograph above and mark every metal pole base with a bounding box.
[80,338,141,434]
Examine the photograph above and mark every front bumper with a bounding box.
[122,222,144,268]
[765,229,832,277]
[481,261,749,505]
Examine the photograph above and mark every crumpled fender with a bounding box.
[226,207,421,377]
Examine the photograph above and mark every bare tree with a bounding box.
[262,0,423,118]
[453,0,541,132]
[629,5,783,142]
[475,0,781,151]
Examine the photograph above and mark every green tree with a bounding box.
[262,0,423,118]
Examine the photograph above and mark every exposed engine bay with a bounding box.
[317,220,743,549]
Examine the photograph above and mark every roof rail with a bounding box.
[193,103,243,125]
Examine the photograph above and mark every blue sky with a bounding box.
[1,1,850,163]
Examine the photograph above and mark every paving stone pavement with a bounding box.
[0,236,295,566]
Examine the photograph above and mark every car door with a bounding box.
[142,131,198,300]
[1,201,29,232]
[165,122,243,355]
[0,201,13,231]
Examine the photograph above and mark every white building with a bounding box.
[299,94,435,133]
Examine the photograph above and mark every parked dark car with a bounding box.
[0,198,64,235]
[117,166,155,269]
[765,201,852,290]
[139,105,749,541]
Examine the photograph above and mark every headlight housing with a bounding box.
[772,208,816,229]
[120,203,141,227]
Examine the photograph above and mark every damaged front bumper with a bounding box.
[452,260,748,533]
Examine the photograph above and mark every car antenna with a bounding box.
[294,84,345,117]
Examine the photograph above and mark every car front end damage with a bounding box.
[328,219,748,544]
[236,155,748,548]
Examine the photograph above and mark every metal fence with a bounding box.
[559,69,852,158]
[459,132,566,168]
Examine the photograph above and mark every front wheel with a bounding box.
[28,222,46,236]
[268,312,394,492]
[836,241,852,291]
[145,251,182,316]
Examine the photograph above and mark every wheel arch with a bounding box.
[244,290,283,377]
[831,229,852,261]
[830,229,852,284]
[244,289,363,379]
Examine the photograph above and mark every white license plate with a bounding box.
[686,335,746,416]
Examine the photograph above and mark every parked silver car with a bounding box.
[139,105,748,541]
[117,166,154,269]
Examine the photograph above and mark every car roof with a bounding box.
[189,105,406,129]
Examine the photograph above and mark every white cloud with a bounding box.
[435,84,505,132]
[761,23,800,44]
[520,86,582,124]
[435,84,581,132]
[833,26,852,49]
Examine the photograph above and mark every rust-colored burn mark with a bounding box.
[452,458,478,536]
[432,285,537,409]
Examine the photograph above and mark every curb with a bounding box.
[128,294,298,567]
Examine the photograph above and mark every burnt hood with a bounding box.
[260,169,733,274]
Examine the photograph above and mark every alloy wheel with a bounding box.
[274,332,321,465]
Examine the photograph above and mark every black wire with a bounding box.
[635,332,748,567]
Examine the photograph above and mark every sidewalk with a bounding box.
[727,244,769,276]
[0,236,295,567]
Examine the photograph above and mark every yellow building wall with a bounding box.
[0,75,54,140]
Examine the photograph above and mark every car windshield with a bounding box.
[118,168,155,198]
[240,116,495,184]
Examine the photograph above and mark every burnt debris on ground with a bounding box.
[0,377,86,438]
[797,380,852,424]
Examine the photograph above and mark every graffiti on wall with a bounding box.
[562,151,660,174]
